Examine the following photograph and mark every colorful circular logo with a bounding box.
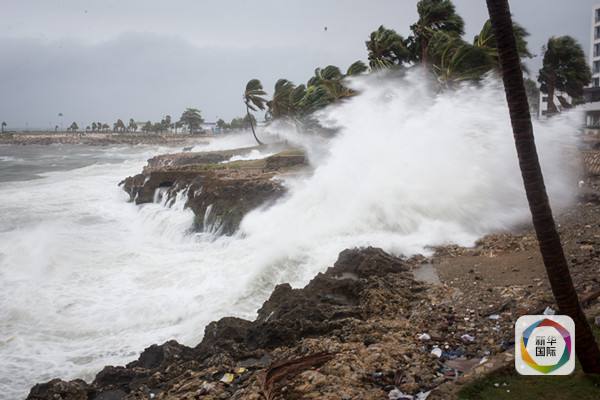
[520,318,572,374]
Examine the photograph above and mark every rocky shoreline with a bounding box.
[0,132,203,146]
[24,148,600,400]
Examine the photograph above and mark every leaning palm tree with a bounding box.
[366,25,410,70]
[428,31,494,86]
[243,79,267,145]
[410,0,465,63]
[473,19,532,73]
[267,79,296,119]
[486,0,600,373]
[538,36,591,116]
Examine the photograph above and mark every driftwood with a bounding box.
[259,352,334,400]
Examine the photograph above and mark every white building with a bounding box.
[591,5,600,87]
[584,4,600,134]
[583,4,600,135]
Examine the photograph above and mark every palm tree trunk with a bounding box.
[246,105,263,145]
[486,0,600,373]
[547,76,558,116]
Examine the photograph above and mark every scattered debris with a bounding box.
[460,334,475,343]
[543,307,556,316]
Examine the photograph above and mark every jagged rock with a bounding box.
[119,149,305,235]
[127,340,195,370]
[26,248,423,399]
[27,378,92,400]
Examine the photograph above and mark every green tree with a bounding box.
[1,121,6,133]
[128,119,138,132]
[538,36,591,116]
[216,118,228,131]
[114,119,126,133]
[486,0,600,373]
[267,79,297,119]
[366,26,410,70]
[179,108,204,134]
[346,60,368,76]
[101,123,109,131]
[243,79,267,144]
[69,122,79,131]
[409,0,465,63]
[473,19,532,72]
[229,117,245,130]
[428,32,492,85]
[142,121,152,133]
[91,122,97,132]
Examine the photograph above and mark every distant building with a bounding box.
[584,4,600,135]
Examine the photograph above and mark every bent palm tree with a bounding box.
[486,0,600,373]
[244,79,267,145]
[366,25,410,70]
[538,36,591,116]
[410,0,465,63]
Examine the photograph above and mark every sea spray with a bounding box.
[238,71,580,287]
[0,73,582,399]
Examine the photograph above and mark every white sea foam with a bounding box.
[0,72,582,399]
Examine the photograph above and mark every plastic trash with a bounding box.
[417,333,431,341]
[543,307,556,315]
[431,347,443,358]
[389,389,414,400]
[235,367,247,374]
[488,314,500,320]
[220,373,235,384]
[416,391,431,400]
[460,334,475,343]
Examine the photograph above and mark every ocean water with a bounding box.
[0,73,582,399]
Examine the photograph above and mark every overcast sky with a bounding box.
[1,0,597,129]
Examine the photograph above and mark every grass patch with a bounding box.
[458,323,600,400]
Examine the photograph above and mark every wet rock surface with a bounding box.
[120,148,305,235]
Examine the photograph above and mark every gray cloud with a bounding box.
[0,0,597,129]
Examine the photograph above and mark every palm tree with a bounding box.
[69,122,79,132]
[346,60,368,76]
[179,108,204,134]
[1,121,6,133]
[128,119,137,133]
[366,25,410,70]
[409,0,465,63]
[114,119,126,133]
[243,79,267,145]
[267,79,296,119]
[428,31,493,86]
[473,19,532,72]
[142,121,152,133]
[538,36,591,116]
[486,0,600,373]
[91,122,97,132]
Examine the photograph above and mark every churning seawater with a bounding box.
[0,73,583,399]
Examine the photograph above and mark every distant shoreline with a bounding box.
[0,131,210,146]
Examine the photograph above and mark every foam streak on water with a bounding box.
[0,72,581,399]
